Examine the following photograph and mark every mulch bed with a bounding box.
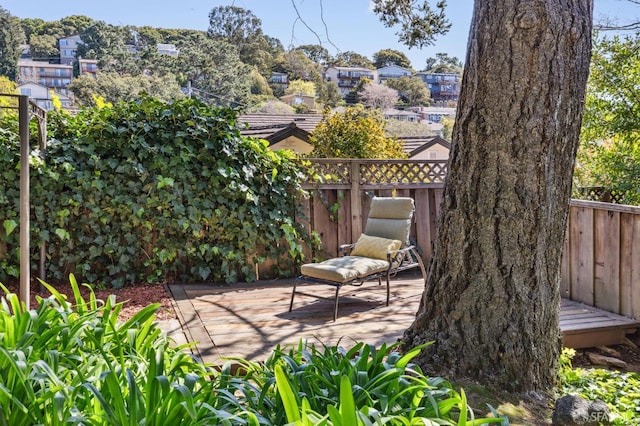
[2,279,177,321]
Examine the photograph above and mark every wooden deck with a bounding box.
[168,276,640,365]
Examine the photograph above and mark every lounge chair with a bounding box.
[289,196,426,321]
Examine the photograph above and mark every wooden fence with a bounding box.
[302,159,640,319]
[562,200,640,319]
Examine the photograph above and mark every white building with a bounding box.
[376,65,412,83]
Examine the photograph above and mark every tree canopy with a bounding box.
[311,106,406,159]
[371,0,451,48]
[576,34,640,205]
[373,48,412,69]
[0,7,25,81]
[384,76,431,106]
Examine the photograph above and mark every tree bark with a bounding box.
[403,0,593,392]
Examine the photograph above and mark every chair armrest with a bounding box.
[339,243,356,256]
[387,245,416,263]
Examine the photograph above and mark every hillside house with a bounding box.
[414,72,460,103]
[325,66,376,96]
[17,82,72,110]
[376,65,412,83]
[59,35,82,66]
[17,60,73,96]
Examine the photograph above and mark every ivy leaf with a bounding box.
[157,176,175,189]
[3,219,17,237]
[55,228,70,241]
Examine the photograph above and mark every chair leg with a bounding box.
[333,286,340,321]
[385,272,391,306]
[289,279,298,312]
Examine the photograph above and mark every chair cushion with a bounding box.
[301,256,390,283]
[364,197,414,245]
[350,234,401,260]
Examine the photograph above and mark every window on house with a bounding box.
[20,88,31,96]
[60,40,68,46]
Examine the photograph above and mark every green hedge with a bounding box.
[0,97,311,287]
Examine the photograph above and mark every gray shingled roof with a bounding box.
[238,113,323,139]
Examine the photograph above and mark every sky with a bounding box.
[2,0,639,70]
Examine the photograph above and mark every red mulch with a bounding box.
[2,279,177,321]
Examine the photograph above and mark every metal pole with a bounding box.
[18,95,30,310]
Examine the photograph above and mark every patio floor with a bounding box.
[167,274,639,365]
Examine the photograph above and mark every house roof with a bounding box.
[238,113,323,139]
[399,135,451,157]
[265,123,311,145]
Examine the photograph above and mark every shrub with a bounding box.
[0,278,507,425]
[0,97,312,287]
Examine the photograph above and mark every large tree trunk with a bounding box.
[404,0,593,392]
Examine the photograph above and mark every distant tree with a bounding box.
[175,36,251,107]
[371,0,450,48]
[252,99,295,114]
[359,82,399,109]
[274,50,321,81]
[136,26,163,46]
[19,18,45,40]
[423,52,463,73]
[0,7,25,81]
[332,51,374,69]
[440,115,454,140]
[384,119,435,137]
[77,21,139,74]
[294,44,331,66]
[372,48,412,69]
[29,34,59,61]
[69,72,183,106]
[208,6,262,45]
[311,105,407,159]
[384,76,431,106]
[249,68,273,96]
[285,79,316,96]
[58,15,94,36]
[316,80,343,108]
[207,5,279,74]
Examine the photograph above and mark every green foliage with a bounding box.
[557,348,639,425]
[0,276,223,425]
[175,35,252,107]
[423,53,464,74]
[332,51,374,69]
[385,118,436,137]
[575,35,640,205]
[311,106,407,159]
[384,76,431,106]
[285,79,316,96]
[234,340,507,425]
[69,72,184,107]
[372,0,451,49]
[0,281,506,425]
[373,48,413,69]
[0,97,310,286]
[0,6,26,81]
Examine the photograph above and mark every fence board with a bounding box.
[593,209,620,313]
[620,214,640,318]
[414,190,432,261]
[569,207,594,305]
[560,230,571,299]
